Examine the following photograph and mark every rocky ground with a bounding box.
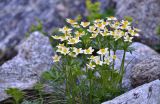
[0,0,160,104]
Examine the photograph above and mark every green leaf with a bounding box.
[5,88,24,104]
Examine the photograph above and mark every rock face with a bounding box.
[0,0,86,64]
[102,80,160,104]
[0,32,54,101]
[131,55,160,87]
[115,0,160,46]
[114,42,159,90]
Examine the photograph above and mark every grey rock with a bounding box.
[115,0,160,46]
[0,32,54,101]
[0,0,114,64]
[114,42,158,90]
[102,80,160,104]
[0,0,86,64]
[99,0,116,13]
[131,55,160,87]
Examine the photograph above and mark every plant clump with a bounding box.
[43,17,140,104]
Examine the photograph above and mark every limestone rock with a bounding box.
[0,32,54,101]
[102,80,160,104]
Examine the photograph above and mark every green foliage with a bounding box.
[5,88,24,104]
[124,16,133,22]
[156,24,160,35]
[33,83,44,104]
[34,83,44,92]
[86,0,115,21]
[102,8,115,18]
[86,0,101,21]
[26,18,45,37]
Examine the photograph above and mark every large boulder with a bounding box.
[114,42,159,90]
[115,0,160,46]
[102,80,160,104]
[0,32,54,101]
[131,55,160,87]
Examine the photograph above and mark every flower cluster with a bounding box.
[52,17,139,69]
[49,17,140,104]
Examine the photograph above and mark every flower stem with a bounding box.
[120,50,126,84]
[89,70,92,104]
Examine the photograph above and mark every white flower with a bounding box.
[57,46,70,55]
[113,34,122,41]
[110,21,120,29]
[128,29,139,37]
[58,36,69,41]
[72,47,83,55]
[68,37,81,44]
[56,44,65,53]
[94,23,105,30]
[52,54,61,62]
[107,16,117,21]
[97,48,108,55]
[121,20,130,26]
[124,35,133,42]
[83,47,94,54]
[80,22,90,28]
[88,55,99,61]
[87,62,96,70]
[93,29,101,34]
[120,20,131,30]
[66,18,77,25]
[94,19,103,23]
[75,31,85,37]
[68,52,77,57]
[59,26,72,34]
[101,31,110,36]
[90,33,98,38]
[56,43,64,48]
[72,24,80,28]
[94,58,103,66]
[87,26,96,33]
[104,57,111,65]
